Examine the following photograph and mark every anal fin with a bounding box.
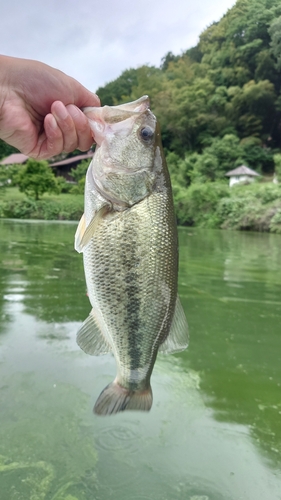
[77,309,112,355]
[158,295,189,354]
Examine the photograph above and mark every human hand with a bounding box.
[0,55,100,159]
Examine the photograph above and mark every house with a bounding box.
[50,152,94,180]
[0,151,94,181]
[225,165,260,187]
[0,153,29,165]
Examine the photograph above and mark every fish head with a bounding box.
[83,96,159,206]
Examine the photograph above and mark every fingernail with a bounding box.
[67,104,81,119]
[49,114,58,130]
[53,101,68,120]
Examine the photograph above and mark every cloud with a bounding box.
[1,0,236,91]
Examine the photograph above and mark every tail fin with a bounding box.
[93,381,153,416]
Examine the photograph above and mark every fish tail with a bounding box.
[93,381,153,416]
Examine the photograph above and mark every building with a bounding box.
[225,165,260,187]
[0,151,94,182]
[0,153,29,165]
[50,152,94,180]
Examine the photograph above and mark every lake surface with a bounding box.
[0,219,280,500]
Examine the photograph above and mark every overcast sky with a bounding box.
[1,0,236,92]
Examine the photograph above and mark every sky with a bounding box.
[1,0,236,93]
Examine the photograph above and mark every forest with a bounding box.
[94,0,281,231]
[97,0,281,159]
[1,0,281,231]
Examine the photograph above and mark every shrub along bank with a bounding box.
[1,182,281,233]
[0,191,84,221]
[173,181,281,233]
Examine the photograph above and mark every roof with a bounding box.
[51,152,94,167]
[225,165,260,177]
[0,153,29,165]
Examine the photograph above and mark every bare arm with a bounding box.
[0,55,100,159]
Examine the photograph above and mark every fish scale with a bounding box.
[84,192,177,381]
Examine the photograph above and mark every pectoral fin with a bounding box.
[158,296,189,354]
[74,204,110,253]
[77,308,112,355]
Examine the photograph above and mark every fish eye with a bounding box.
[140,126,154,142]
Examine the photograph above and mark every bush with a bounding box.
[56,176,74,194]
[70,178,85,195]
[269,207,281,233]
[174,181,230,227]
[70,159,91,182]
[0,197,84,220]
[16,159,60,200]
[273,153,281,182]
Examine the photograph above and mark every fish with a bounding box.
[74,95,188,416]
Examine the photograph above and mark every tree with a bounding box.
[273,153,281,180]
[269,16,281,71]
[16,159,60,200]
[70,159,91,183]
[0,139,18,160]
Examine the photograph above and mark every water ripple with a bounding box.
[95,422,141,453]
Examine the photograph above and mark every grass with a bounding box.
[0,186,83,204]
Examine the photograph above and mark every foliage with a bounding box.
[0,139,18,160]
[0,166,9,192]
[96,0,281,166]
[69,158,90,194]
[0,163,22,192]
[0,195,84,220]
[173,181,230,227]
[172,180,281,231]
[70,159,90,183]
[56,176,74,194]
[2,0,281,233]
[70,177,85,194]
[273,153,281,180]
[16,159,60,200]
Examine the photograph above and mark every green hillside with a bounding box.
[96,0,281,232]
[1,0,281,231]
[97,0,281,171]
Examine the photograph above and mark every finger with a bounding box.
[51,101,78,153]
[33,113,64,159]
[66,104,94,151]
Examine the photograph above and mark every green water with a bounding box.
[0,220,280,500]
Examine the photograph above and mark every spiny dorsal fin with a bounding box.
[74,204,109,253]
[77,309,112,355]
[158,296,189,354]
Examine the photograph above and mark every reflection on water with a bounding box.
[0,220,281,500]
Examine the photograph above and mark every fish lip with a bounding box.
[82,95,150,116]
[82,96,153,127]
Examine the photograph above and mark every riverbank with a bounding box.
[0,188,84,221]
[173,181,281,234]
[1,183,281,233]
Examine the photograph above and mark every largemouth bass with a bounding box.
[75,96,188,415]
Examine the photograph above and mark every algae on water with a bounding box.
[0,373,97,500]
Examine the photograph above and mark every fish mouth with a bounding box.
[83,95,151,125]
[83,96,156,147]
